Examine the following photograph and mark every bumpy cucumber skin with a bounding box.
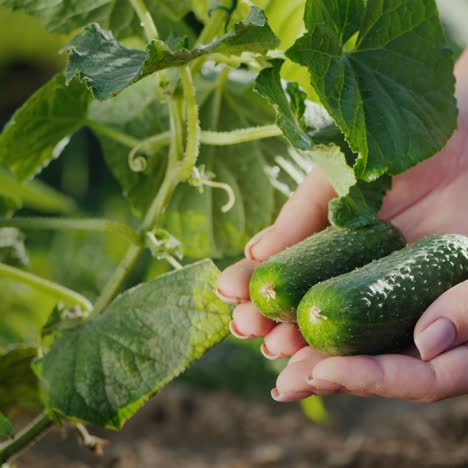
[249,222,406,322]
[297,234,468,356]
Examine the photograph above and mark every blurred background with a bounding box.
[2,1,468,467]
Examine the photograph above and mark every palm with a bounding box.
[381,115,468,241]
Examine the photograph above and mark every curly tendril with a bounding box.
[128,146,147,172]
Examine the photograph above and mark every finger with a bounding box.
[231,302,275,339]
[414,280,468,361]
[261,323,307,360]
[271,350,329,402]
[308,354,432,399]
[288,346,327,366]
[246,167,335,261]
[217,258,258,304]
[307,347,468,401]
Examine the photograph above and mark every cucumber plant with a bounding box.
[0,0,459,463]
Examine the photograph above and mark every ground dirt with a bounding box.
[14,385,468,468]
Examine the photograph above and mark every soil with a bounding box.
[15,385,468,468]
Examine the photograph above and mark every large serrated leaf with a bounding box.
[0,74,91,180]
[64,7,279,100]
[34,260,231,429]
[287,0,458,181]
[0,0,191,37]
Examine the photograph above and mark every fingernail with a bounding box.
[271,388,312,402]
[415,318,457,361]
[245,226,274,260]
[305,377,342,394]
[229,321,250,340]
[216,288,243,304]
[261,343,284,360]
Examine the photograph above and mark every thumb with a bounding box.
[414,280,468,361]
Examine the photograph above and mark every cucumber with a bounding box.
[297,234,468,356]
[249,221,405,322]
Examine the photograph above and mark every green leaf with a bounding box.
[0,411,13,438]
[287,0,458,181]
[255,59,312,150]
[64,8,279,100]
[255,58,341,149]
[0,228,28,267]
[0,74,91,180]
[329,176,392,228]
[0,345,40,411]
[34,260,231,429]
[0,0,191,37]
[306,144,390,228]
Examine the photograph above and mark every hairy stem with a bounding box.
[202,124,282,145]
[88,121,282,152]
[0,412,53,464]
[0,263,93,312]
[128,0,159,41]
[179,67,201,181]
[0,217,141,245]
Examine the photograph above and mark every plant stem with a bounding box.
[202,124,283,145]
[163,254,183,270]
[128,0,159,41]
[0,412,53,464]
[0,217,141,245]
[179,67,200,181]
[0,171,75,214]
[87,121,140,148]
[0,263,93,312]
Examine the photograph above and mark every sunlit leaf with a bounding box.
[64,8,278,100]
[34,260,231,429]
[0,75,91,180]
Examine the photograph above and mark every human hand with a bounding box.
[216,50,468,403]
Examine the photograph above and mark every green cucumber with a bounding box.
[297,234,468,356]
[249,221,405,322]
